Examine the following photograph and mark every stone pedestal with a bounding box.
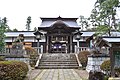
[10,43,26,57]
[108,77,120,80]
[86,54,110,72]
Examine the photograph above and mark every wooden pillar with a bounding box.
[110,47,115,77]
[70,35,73,53]
[46,35,49,53]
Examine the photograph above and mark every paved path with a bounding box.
[35,69,82,80]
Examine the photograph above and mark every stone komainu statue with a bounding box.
[12,34,24,49]
[10,34,26,56]
[14,34,24,43]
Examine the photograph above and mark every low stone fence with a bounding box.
[0,53,29,63]
[5,57,29,63]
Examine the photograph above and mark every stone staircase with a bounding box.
[38,53,79,69]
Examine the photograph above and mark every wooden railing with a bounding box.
[75,46,89,53]
[79,47,88,51]
[33,45,43,53]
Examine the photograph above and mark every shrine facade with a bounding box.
[5,17,92,53]
[38,16,81,53]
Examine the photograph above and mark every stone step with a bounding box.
[40,60,77,62]
[38,66,79,69]
[37,53,79,69]
[40,62,78,64]
[42,55,75,58]
[41,58,77,59]
[42,58,76,61]
[42,54,76,60]
[39,64,78,66]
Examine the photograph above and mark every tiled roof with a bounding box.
[103,37,120,42]
[4,31,120,37]
[40,20,79,27]
[5,31,35,37]
[81,32,95,36]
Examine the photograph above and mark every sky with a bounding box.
[0,0,96,31]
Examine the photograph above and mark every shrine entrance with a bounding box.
[50,36,68,53]
[38,17,80,53]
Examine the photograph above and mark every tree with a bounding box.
[2,17,10,31]
[33,27,37,31]
[78,15,89,31]
[88,9,99,30]
[6,28,12,32]
[0,17,8,53]
[89,0,120,36]
[13,28,18,31]
[26,16,31,31]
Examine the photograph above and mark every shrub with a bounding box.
[115,68,120,77]
[0,56,5,61]
[100,60,110,72]
[100,60,111,76]
[78,51,91,67]
[25,46,37,55]
[0,61,28,80]
[100,60,120,77]
[88,71,105,80]
[25,46,38,67]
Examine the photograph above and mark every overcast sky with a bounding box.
[0,0,96,31]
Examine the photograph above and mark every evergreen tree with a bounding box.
[33,27,37,31]
[13,28,18,31]
[0,17,8,53]
[6,28,12,32]
[79,15,89,31]
[26,16,31,31]
[89,0,120,36]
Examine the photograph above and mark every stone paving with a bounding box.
[35,69,82,80]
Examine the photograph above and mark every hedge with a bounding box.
[101,60,120,77]
[100,60,110,72]
[25,46,38,67]
[78,51,91,67]
[0,56,5,61]
[88,71,105,80]
[0,61,29,80]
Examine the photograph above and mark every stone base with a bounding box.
[108,77,120,80]
[86,54,110,72]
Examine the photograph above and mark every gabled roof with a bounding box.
[39,20,80,33]
[40,16,79,27]
[40,16,78,20]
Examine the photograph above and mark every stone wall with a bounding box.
[5,57,29,63]
[86,54,110,72]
